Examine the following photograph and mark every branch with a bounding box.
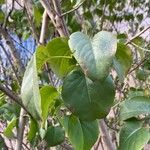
[39,10,48,44]
[126,25,150,45]
[24,0,39,44]
[61,1,85,17]
[40,0,69,36]
[52,0,69,36]
[99,120,115,150]
[128,53,150,74]
[3,0,15,28]
[0,84,32,117]
[0,27,24,71]
[15,109,26,150]
[0,43,21,85]
[39,10,54,85]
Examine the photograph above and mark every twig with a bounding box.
[15,109,26,150]
[61,0,85,17]
[3,0,15,28]
[99,0,107,31]
[104,118,119,132]
[9,34,33,54]
[60,143,73,150]
[40,0,69,36]
[125,25,150,45]
[0,43,21,85]
[24,0,39,44]
[39,10,48,44]
[131,42,150,52]
[128,54,150,74]
[52,0,69,36]
[0,84,32,116]
[99,119,115,150]
[94,136,101,150]
[0,27,25,71]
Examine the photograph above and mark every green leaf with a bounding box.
[40,86,58,125]
[61,115,99,150]
[62,69,115,120]
[68,31,117,80]
[80,120,99,150]
[120,96,150,121]
[119,119,150,150]
[136,69,150,81]
[0,135,5,149]
[27,118,38,143]
[34,6,43,27]
[44,126,65,147]
[36,38,76,78]
[62,115,83,150]
[0,11,5,23]
[21,54,42,120]
[0,0,4,4]
[113,43,132,81]
[3,118,17,138]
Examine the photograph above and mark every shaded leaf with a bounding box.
[0,135,6,149]
[21,54,42,120]
[62,69,115,120]
[40,86,58,125]
[113,43,132,81]
[69,31,117,80]
[36,38,76,78]
[44,126,65,147]
[120,96,150,121]
[61,115,99,150]
[27,118,38,143]
[119,119,150,150]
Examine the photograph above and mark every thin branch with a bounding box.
[0,84,32,116]
[131,42,150,52]
[39,10,55,85]
[24,0,39,44]
[60,143,73,150]
[0,27,25,71]
[40,0,69,36]
[94,136,101,150]
[39,10,48,44]
[9,34,33,54]
[99,119,115,150]
[51,0,69,36]
[15,109,26,150]
[126,25,150,45]
[0,43,21,85]
[61,0,85,17]
[128,54,150,74]
[3,0,15,28]
[99,0,107,31]
[0,84,32,117]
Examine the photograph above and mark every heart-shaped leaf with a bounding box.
[68,31,117,80]
[62,69,115,120]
